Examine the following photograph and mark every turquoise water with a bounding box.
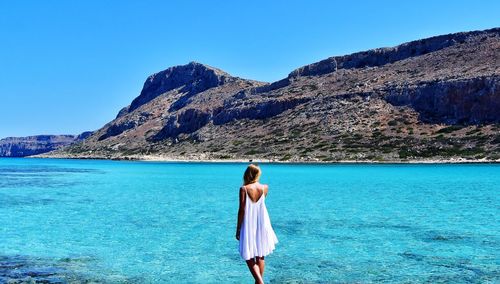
[0,158,499,283]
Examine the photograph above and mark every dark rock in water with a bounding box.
[398,252,425,261]
[398,251,496,282]
[0,254,132,283]
[13,267,59,278]
[0,255,66,283]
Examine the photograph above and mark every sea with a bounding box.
[0,158,498,283]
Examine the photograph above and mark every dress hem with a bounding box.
[240,240,278,261]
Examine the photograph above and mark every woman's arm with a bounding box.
[235,186,246,240]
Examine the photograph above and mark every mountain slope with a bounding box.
[45,28,500,162]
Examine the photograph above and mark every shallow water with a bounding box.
[0,158,498,283]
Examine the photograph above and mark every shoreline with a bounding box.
[26,154,500,164]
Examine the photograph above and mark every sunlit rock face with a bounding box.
[385,76,500,124]
[44,28,500,161]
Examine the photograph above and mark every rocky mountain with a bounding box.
[0,132,92,157]
[44,28,499,162]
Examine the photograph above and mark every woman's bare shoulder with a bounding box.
[261,183,269,194]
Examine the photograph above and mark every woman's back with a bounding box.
[238,182,278,261]
[244,183,268,202]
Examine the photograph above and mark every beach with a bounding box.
[33,153,500,164]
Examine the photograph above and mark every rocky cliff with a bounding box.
[44,27,499,162]
[0,132,92,157]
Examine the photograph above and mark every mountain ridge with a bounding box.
[34,27,500,161]
[0,132,92,157]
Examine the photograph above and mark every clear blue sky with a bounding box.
[0,0,498,138]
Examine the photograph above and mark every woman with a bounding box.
[236,164,278,284]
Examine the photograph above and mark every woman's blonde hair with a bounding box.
[243,164,261,185]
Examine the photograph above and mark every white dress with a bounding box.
[238,186,279,260]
